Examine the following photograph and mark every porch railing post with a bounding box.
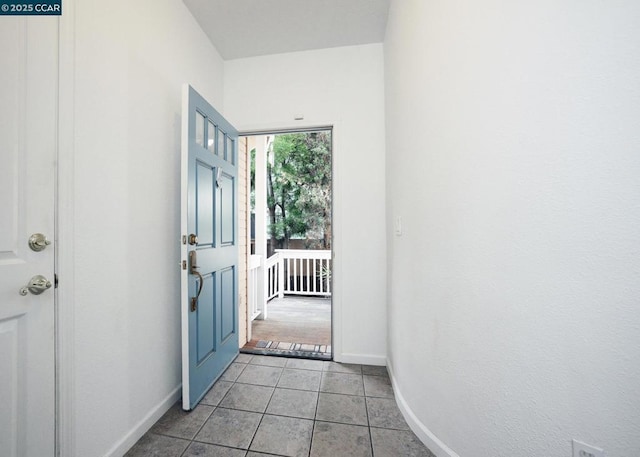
[278,254,284,299]
[258,254,268,320]
[248,254,265,321]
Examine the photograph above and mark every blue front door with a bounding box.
[181,85,239,410]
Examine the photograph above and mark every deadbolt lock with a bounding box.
[28,233,51,252]
[188,234,198,245]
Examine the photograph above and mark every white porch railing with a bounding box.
[266,253,280,301]
[277,249,332,297]
[249,249,331,321]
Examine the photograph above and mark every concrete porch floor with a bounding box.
[243,296,331,352]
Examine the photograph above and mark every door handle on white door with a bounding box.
[19,275,52,296]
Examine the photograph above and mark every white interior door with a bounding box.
[0,17,58,457]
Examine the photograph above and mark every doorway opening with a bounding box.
[241,129,332,360]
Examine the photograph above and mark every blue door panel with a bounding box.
[183,85,239,409]
[220,173,235,246]
[220,266,236,342]
[196,161,215,246]
[196,273,216,364]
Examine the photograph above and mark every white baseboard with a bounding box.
[105,385,182,457]
[386,361,460,457]
[336,352,387,366]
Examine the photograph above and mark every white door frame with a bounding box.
[238,121,343,361]
[56,0,78,454]
[0,2,79,453]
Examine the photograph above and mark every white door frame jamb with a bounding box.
[56,0,76,454]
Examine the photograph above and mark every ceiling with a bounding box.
[182,0,391,60]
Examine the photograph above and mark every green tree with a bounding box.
[266,132,332,253]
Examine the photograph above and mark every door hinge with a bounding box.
[54,274,59,288]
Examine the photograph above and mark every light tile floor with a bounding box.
[126,354,435,457]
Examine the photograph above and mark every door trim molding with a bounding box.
[56,0,76,454]
[238,120,342,361]
[240,125,333,137]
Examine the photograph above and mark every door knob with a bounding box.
[19,275,52,296]
[28,233,51,252]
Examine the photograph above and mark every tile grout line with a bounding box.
[361,370,378,457]
[180,360,246,456]
[185,359,250,455]
[178,401,216,457]
[308,371,324,457]
[244,362,286,454]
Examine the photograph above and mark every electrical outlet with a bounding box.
[572,439,604,457]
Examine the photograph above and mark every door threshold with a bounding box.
[241,347,331,360]
[241,340,331,360]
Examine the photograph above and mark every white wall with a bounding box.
[385,1,640,457]
[224,45,387,364]
[67,1,224,455]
